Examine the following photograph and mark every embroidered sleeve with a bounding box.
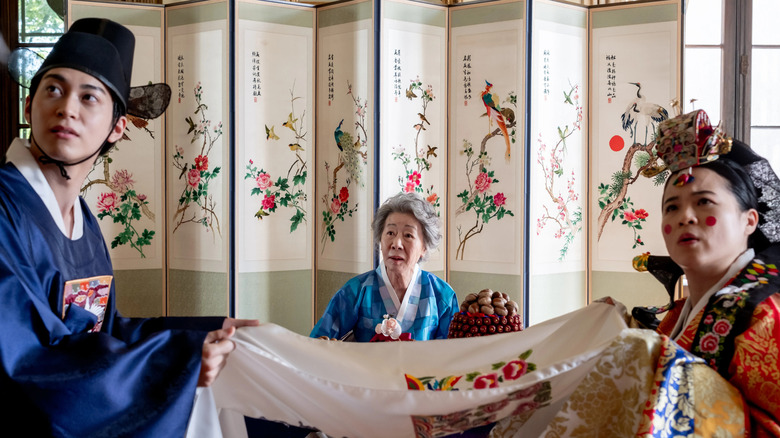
[729,293,780,435]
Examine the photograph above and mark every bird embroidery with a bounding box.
[481,80,511,162]
[620,82,669,144]
[425,145,438,159]
[282,112,298,131]
[288,143,304,152]
[418,112,430,125]
[265,124,279,141]
[334,119,345,151]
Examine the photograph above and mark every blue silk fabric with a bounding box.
[0,163,223,437]
[310,266,458,342]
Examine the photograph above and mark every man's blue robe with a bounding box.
[0,157,223,437]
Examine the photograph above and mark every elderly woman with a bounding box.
[311,192,458,342]
[636,110,780,434]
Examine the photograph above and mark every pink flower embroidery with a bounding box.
[502,359,529,381]
[635,209,649,220]
[482,399,509,413]
[703,314,714,325]
[404,181,416,193]
[97,192,119,213]
[473,373,499,389]
[137,194,147,202]
[699,333,720,354]
[494,193,507,207]
[262,194,276,210]
[330,197,341,214]
[339,186,349,203]
[194,155,209,171]
[110,169,135,194]
[187,169,201,188]
[511,401,540,416]
[623,210,638,222]
[509,383,543,400]
[712,319,732,336]
[255,172,273,190]
[427,193,438,204]
[475,172,492,193]
[409,171,422,186]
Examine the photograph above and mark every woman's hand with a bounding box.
[198,318,260,387]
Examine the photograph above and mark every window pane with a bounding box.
[753,0,780,45]
[19,0,63,44]
[18,86,29,125]
[751,48,780,126]
[685,0,722,45]
[750,128,780,170]
[684,48,722,122]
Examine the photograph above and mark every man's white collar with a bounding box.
[6,138,84,239]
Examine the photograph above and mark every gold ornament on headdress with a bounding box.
[642,110,732,179]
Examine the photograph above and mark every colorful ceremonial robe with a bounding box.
[310,265,459,342]
[658,245,780,437]
[0,139,223,437]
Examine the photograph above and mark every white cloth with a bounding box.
[188,303,628,438]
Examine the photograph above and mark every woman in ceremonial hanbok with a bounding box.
[311,192,458,342]
[541,109,780,437]
[645,110,780,436]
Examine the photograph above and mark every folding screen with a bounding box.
[527,0,588,325]
[378,0,448,277]
[166,0,231,316]
[314,0,376,321]
[589,1,681,312]
[70,1,166,317]
[234,1,315,334]
[448,0,527,317]
[64,0,682,332]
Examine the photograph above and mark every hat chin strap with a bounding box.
[32,139,103,181]
[29,119,116,181]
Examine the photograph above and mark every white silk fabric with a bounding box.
[189,303,628,438]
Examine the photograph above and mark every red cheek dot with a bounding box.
[664,224,672,235]
[706,216,717,226]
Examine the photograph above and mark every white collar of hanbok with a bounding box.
[6,138,84,240]
[379,260,421,331]
[671,248,755,341]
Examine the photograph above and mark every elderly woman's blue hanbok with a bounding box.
[311,264,458,342]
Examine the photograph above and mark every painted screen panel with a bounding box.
[70,2,166,316]
[70,4,164,268]
[316,0,375,274]
[236,2,314,272]
[234,0,315,334]
[166,1,230,315]
[528,0,588,324]
[590,1,679,273]
[379,0,447,273]
[449,1,526,279]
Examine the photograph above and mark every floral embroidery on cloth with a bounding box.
[406,350,547,437]
[692,259,779,371]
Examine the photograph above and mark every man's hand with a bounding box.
[198,318,260,387]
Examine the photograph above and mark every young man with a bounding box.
[0,18,257,436]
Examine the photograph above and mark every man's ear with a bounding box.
[23,95,32,124]
[107,115,127,143]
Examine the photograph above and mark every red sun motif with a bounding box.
[609,135,625,152]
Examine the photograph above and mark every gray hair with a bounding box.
[372,192,441,262]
